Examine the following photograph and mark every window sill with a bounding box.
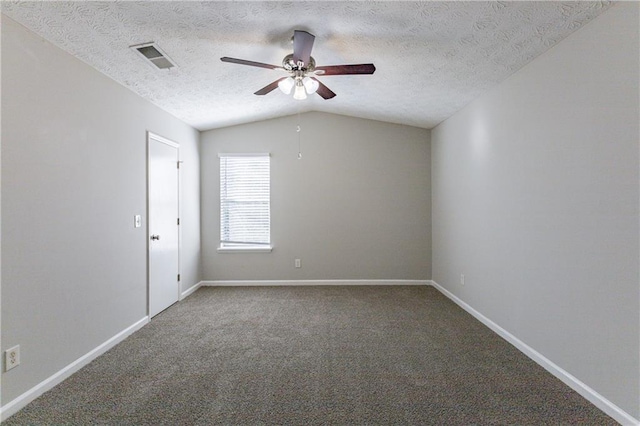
[217,246,273,254]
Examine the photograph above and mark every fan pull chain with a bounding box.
[296,109,302,160]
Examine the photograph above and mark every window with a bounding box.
[219,154,271,252]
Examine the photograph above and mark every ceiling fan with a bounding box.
[221,30,376,100]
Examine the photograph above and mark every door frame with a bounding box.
[146,131,181,317]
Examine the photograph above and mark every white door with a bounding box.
[148,132,180,317]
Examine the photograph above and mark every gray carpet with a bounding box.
[5,286,615,425]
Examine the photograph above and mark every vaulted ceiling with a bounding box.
[2,1,612,131]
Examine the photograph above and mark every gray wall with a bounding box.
[431,2,639,419]
[1,16,201,405]
[201,112,431,281]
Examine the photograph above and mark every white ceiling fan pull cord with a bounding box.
[297,107,302,160]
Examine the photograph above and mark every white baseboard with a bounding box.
[429,280,638,426]
[0,316,149,422]
[180,281,203,300]
[201,279,430,287]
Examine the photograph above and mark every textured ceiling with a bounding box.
[2,1,612,131]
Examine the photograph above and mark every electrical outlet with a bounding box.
[295,258,301,268]
[5,345,20,371]
[460,274,465,285]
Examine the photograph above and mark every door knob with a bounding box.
[150,234,161,241]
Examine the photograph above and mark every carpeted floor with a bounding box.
[5,286,616,425]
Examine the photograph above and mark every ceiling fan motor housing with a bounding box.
[282,53,315,73]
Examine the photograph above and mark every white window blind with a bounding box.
[220,154,270,248]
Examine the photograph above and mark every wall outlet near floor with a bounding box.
[295,258,301,268]
[460,274,465,285]
[5,345,20,371]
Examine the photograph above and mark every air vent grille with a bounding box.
[131,42,176,70]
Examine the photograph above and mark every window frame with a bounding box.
[217,153,272,253]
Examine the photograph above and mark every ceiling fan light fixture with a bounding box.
[278,77,295,94]
[293,81,307,100]
[302,76,319,94]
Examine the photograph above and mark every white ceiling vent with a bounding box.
[131,42,176,70]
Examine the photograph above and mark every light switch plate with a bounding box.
[134,215,142,228]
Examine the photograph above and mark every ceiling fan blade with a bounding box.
[311,78,336,99]
[293,30,315,66]
[314,64,376,75]
[254,78,286,95]
[220,57,281,70]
